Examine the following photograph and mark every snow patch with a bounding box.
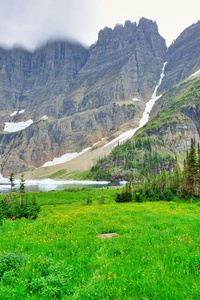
[42,147,91,167]
[104,62,167,148]
[41,115,48,120]
[42,137,106,168]
[189,69,200,78]
[132,98,141,102]
[10,111,18,117]
[19,109,25,114]
[4,120,33,132]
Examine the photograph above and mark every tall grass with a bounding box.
[0,189,199,299]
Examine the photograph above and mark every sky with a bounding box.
[0,0,199,51]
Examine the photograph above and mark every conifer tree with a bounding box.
[186,139,197,195]
[161,166,166,192]
[19,173,25,206]
[197,143,200,196]
[172,156,181,194]
[9,172,15,206]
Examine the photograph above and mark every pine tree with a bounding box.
[99,189,105,204]
[186,139,197,195]
[197,143,200,196]
[172,156,181,194]
[161,166,166,192]
[9,173,15,206]
[19,173,25,206]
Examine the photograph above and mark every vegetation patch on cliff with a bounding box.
[87,136,175,181]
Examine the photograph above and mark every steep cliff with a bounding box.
[0,18,167,176]
[159,21,200,93]
[137,76,200,154]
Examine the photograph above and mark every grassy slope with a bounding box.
[137,76,200,135]
[0,189,200,299]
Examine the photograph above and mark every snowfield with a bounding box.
[4,120,33,132]
[189,69,200,78]
[41,115,48,120]
[42,147,91,167]
[10,111,18,117]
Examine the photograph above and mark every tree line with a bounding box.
[116,139,200,202]
[0,173,40,225]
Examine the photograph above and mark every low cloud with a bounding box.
[0,0,101,50]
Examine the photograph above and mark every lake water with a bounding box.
[0,176,126,194]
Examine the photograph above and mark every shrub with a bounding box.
[134,191,144,202]
[115,183,132,203]
[0,193,40,221]
[99,189,105,204]
[0,252,26,277]
[85,193,92,205]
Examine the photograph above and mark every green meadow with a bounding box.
[0,188,200,299]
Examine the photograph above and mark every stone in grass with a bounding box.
[97,232,120,238]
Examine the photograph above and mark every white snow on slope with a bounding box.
[19,109,25,114]
[41,115,48,120]
[189,69,200,78]
[4,120,33,132]
[10,109,25,117]
[10,111,18,117]
[42,147,91,167]
[42,138,106,168]
[104,62,167,148]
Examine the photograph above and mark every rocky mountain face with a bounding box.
[0,18,167,176]
[143,20,200,157]
[137,76,200,157]
[159,21,200,93]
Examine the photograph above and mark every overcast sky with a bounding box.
[0,0,199,51]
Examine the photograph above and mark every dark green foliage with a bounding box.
[0,194,40,221]
[88,137,174,181]
[0,252,26,278]
[19,173,25,206]
[132,139,200,201]
[0,175,40,224]
[85,193,92,205]
[9,173,15,206]
[185,139,197,195]
[99,189,105,204]
[115,183,132,203]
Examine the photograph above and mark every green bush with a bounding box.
[0,252,26,277]
[115,183,132,203]
[0,194,40,222]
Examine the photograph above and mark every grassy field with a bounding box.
[0,189,200,299]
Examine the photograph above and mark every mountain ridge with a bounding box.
[0,18,200,177]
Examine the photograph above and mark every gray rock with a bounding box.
[0,18,167,175]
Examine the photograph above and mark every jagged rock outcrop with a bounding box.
[0,18,167,175]
[159,21,200,93]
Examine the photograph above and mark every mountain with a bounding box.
[0,18,167,176]
[0,18,200,178]
[159,21,200,92]
[87,74,200,182]
[84,21,200,182]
